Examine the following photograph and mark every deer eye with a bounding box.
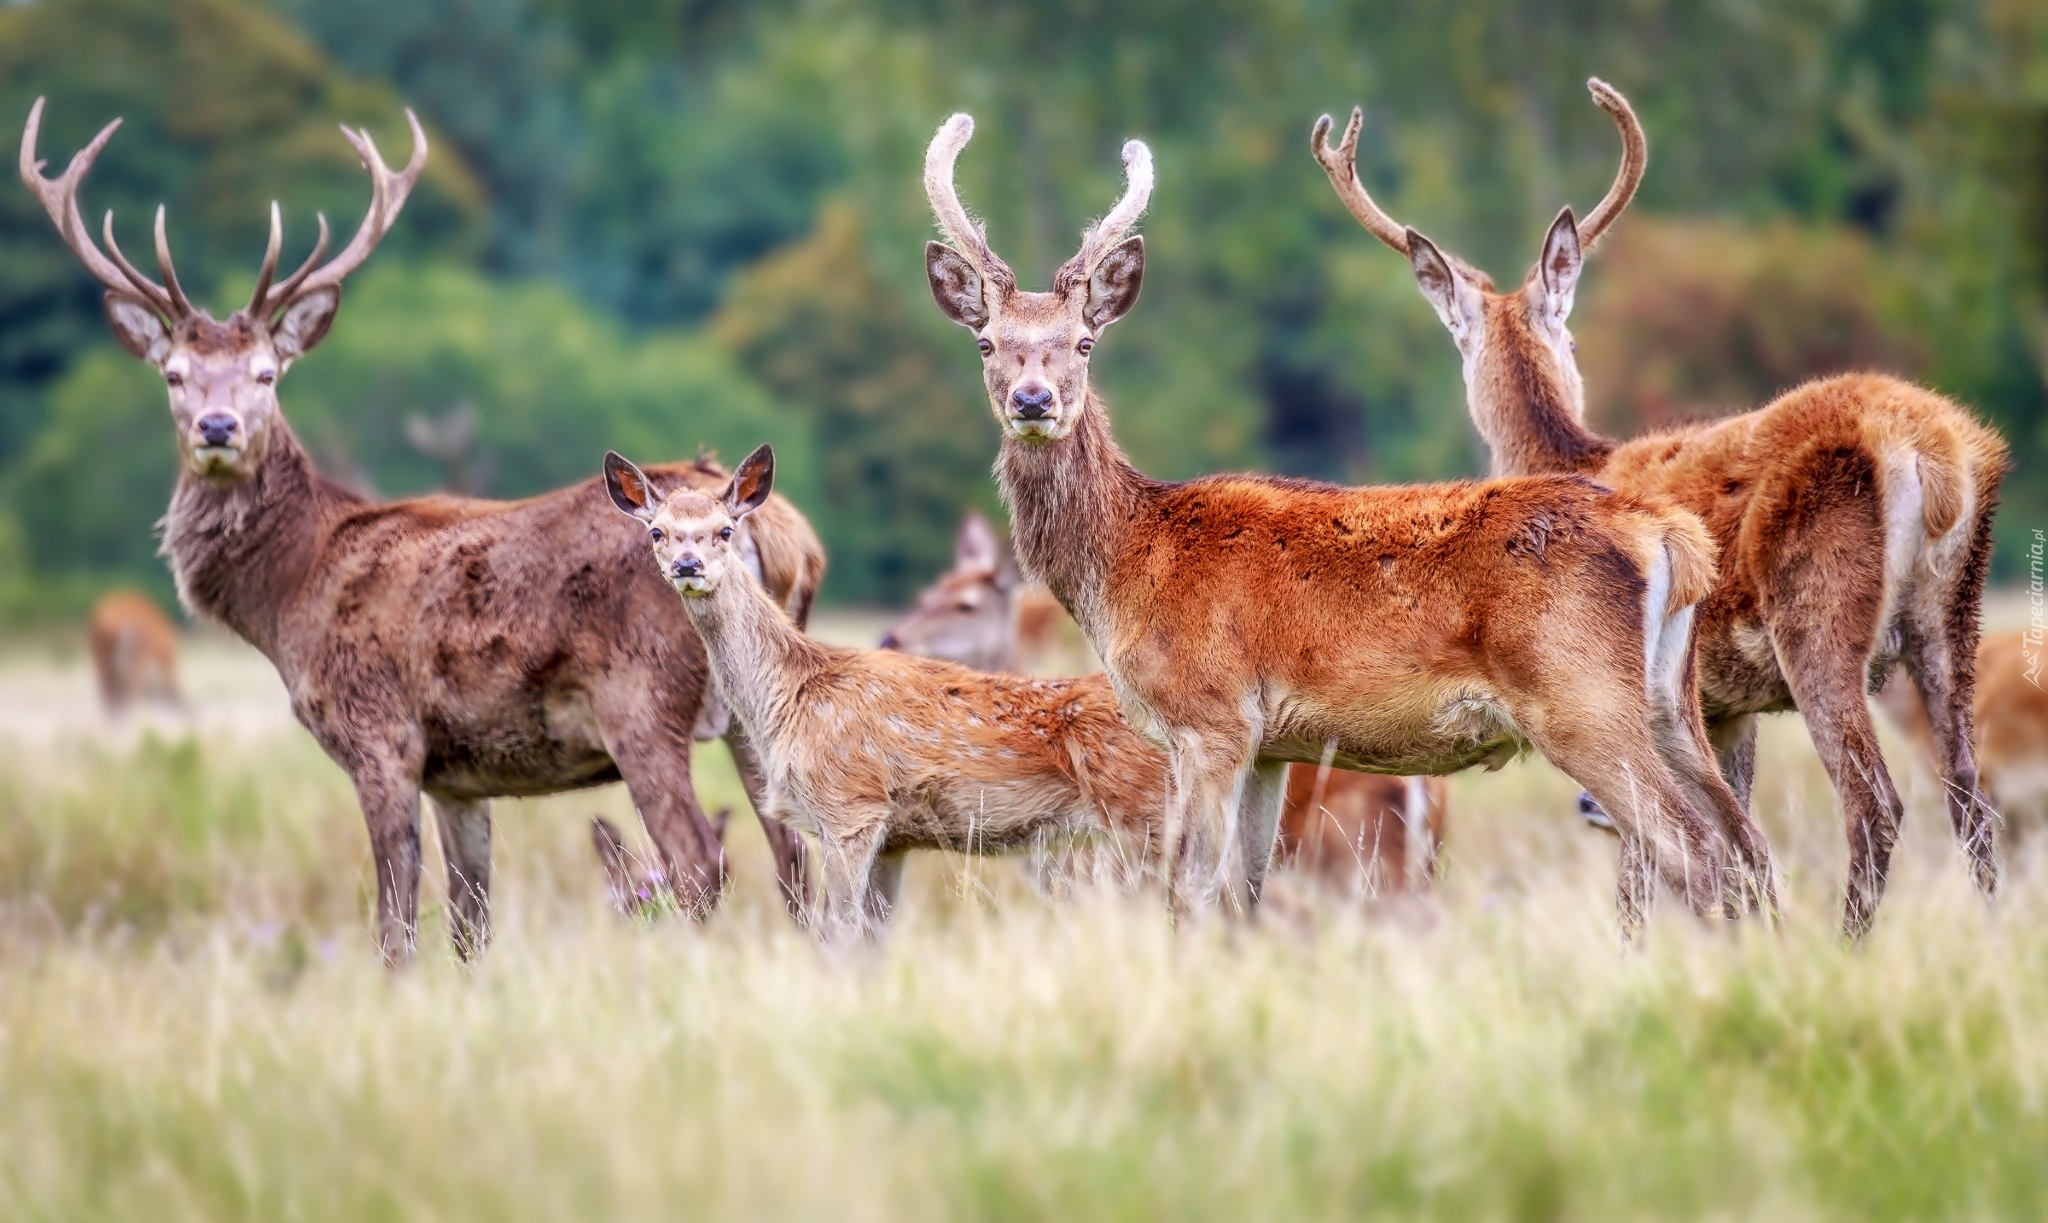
[1077,337,1095,356]
[164,371,184,387]
[719,526,733,540]
[956,600,976,613]
[649,527,665,543]
[255,369,277,386]
[976,338,994,357]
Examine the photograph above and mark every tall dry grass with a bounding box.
[0,636,2044,1221]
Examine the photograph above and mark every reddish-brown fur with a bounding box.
[887,513,1450,895]
[1316,79,2010,935]
[606,449,1168,937]
[22,99,824,962]
[1878,631,2048,844]
[86,590,182,715]
[924,114,1774,931]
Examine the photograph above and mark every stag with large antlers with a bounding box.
[922,114,1777,933]
[1312,79,2009,937]
[20,99,822,963]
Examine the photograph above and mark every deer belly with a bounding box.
[418,689,620,799]
[887,776,1089,853]
[1694,616,1793,719]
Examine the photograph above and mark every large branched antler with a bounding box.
[19,97,186,319]
[1053,138,1154,291]
[924,113,1015,293]
[255,110,426,319]
[1310,106,1410,255]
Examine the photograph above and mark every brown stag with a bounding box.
[87,589,183,716]
[20,99,820,963]
[884,512,1449,896]
[604,447,1166,938]
[921,114,1775,934]
[1312,79,2008,936]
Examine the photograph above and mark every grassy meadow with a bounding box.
[1,617,2045,1221]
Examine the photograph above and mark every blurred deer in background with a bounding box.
[925,114,1774,934]
[885,513,1450,896]
[404,401,493,496]
[606,446,1168,939]
[87,590,182,717]
[21,98,819,964]
[1876,631,2048,848]
[1315,79,2009,937]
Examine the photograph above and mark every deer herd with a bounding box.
[19,78,2036,962]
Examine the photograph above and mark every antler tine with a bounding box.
[1577,78,1647,248]
[247,201,283,316]
[1310,107,1410,256]
[923,113,1010,281]
[20,98,177,313]
[263,108,427,314]
[262,212,330,317]
[100,209,179,314]
[152,205,193,317]
[1067,138,1154,274]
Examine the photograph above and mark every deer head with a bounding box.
[1311,79,1645,439]
[19,98,426,484]
[923,114,1151,442]
[878,511,1020,672]
[604,444,776,599]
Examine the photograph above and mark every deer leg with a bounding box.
[601,726,727,920]
[1654,703,1778,920]
[723,717,813,924]
[863,849,908,928]
[429,796,492,960]
[815,818,889,942]
[351,760,425,966]
[1707,714,1759,814]
[1902,628,1997,900]
[1163,734,1251,916]
[1226,757,1289,915]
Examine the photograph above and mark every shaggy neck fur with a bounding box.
[158,418,354,659]
[1474,302,1616,477]
[995,388,1154,638]
[679,564,832,742]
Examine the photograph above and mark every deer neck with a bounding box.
[681,569,827,739]
[995,389,1151,640]
[159,418,345,659]
[1470,326,1616,477]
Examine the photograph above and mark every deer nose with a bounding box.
[671,556,703,579]
[197,413,237,447]
[1010,386,1054,419]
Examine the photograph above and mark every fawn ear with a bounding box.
[271,286,341,362]
[103,293,171,364]
[1535,207,1583,324]
[1082,235,1144,330]
[1407,228,1483,347]
[603,451,657,521]
[956,510,1000,572]
[723,444,774,519]
[926,242,989,330]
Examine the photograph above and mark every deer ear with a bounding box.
[956,511,1000,572]
[724,443,775,519]
[926,242,989,330]
[103,293,171,364]
[1407,229,1483,345]
[272,286,341,361]
[603,451,658,521]
[1536,207,1583,323]
[1082,235,1144,330]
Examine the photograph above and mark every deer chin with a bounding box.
[187,445,251,481]
[1006,415,1067,442]
[672,576,714,598]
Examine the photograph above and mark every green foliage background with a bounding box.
[1,0,2043,612]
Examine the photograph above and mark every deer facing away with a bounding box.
[21,99,822,963]
[922,114,1775,933]
[1876,631,2048,847]
[604,446,1167,938]
[1312,79,2009,936]
[87,590,183,717]
[884,512,1448,896]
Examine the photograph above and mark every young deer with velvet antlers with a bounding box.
[1312,79,2009,937]
[922,115,1775,933]
[20,99,821,963]
[604,447,1166,938]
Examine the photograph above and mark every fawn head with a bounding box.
[20,99,425,484]
[1311,79,1646,429]
[923,114,1150,442]
[605,445,775,599]
[879,511,1019,671]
